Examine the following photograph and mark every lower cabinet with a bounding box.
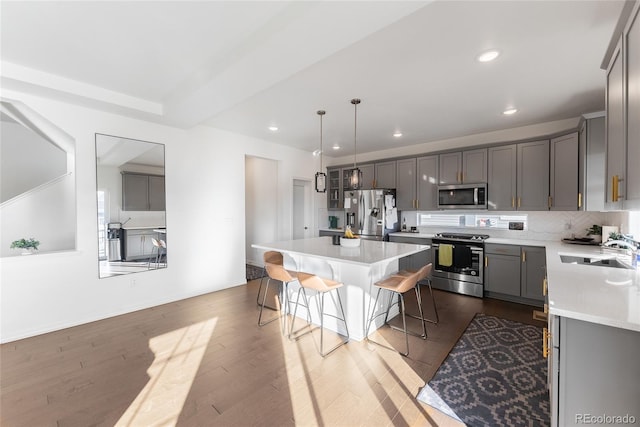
[319,230,343,238]
[484,243,545,305]
[388,235,432,271]
[123,229,157,261]
[549,316,640,427]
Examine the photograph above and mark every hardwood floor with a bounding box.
[1,279,544,426]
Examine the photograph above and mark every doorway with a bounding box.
[292,179,312,240]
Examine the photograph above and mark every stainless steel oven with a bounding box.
[431,232,489,297]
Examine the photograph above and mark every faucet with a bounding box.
[602,239,638,256]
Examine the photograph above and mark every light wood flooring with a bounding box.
[1,279,544,426]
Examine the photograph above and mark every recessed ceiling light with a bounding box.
[393,132,403,138]
[503,108,518,115]
[477,49,500,63]
[332,144,340,150]
[268,126,278,131]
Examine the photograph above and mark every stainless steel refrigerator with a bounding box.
[343,189,399,240]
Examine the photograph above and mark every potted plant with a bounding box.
[585,225,602,243]
[10,238,40,255]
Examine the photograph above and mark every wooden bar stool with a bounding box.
[258,257,298,333]
[289,272,349,357]
[392,263,438,325]
[365,264,431,356]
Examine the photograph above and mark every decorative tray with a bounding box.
[561,238,600,246]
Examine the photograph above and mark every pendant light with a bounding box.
[349,98,363,189]
[314,110,327,193]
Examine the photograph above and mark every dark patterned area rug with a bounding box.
[246,264,265,281]
[421,313,549,427]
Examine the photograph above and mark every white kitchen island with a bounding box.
[252,236,430,341]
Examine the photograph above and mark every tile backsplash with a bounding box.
[403,210,631,242]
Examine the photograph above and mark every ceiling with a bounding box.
[0,1,626,158]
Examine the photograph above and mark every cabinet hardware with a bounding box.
[543,278,548,296]
[416,199,419,209]
[484,256,488,267]
[544,303,548,314]
[548,196,552,208]
[517,197,521,208]
[511,197,515,208]
[543,328,550,358]
[612,175,624,202]
[522,250,526,263]
[578,192,582,208]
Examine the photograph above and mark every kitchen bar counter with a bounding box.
[252,237,429,340]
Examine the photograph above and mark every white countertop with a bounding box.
[253,236,429,267]
[545,241,639,332]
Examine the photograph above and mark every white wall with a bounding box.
[245,156,278,266]
[0,89,320,343]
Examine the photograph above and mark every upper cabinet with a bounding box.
[374,161,396,189]
[327,168,341,209]
[550,132,579,210]
[488,140,550,211]
[416,155,439,210]
[396,158,417,210]
[359,164,375,190]
[579,115,606,212]
[122,172,165,211]
[606,38,626,210]
[605,1,640,210]
[488,144,517,210]
[439,149,487,184]
[517,140,550,211]
[625,2,640,209]
[462,148,488,183]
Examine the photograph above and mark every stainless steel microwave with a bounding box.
[437,183,487,210]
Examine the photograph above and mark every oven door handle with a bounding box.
[474,187,478,205]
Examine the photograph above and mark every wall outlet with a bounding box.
[508,221,524,230]
[130,278,137,287]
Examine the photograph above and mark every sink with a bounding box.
[560,255,632,269]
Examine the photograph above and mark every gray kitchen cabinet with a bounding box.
[550,132,579,211]
[462,148,487,183]
[359,164,375,189]
[578,115,606,211]
[605,38,626,210]
[438,152,462,184]
[517,139,550,210]
[148,175,166,211]
[396,158,417,210]
[374,161,396,189]
[520,246,546,302]
[327,168,341,209]
[122,172,165,211]
[439,149,487,185]
[319,230,343,237]
[488,144,517,210]
[485,243,545,305]
[122,173,149,211]
[625,2,640,210]
[416,155,439,210]
[484,244,521,298]
[123,228,156,261]
[550,316,640,427]
[388,235,432,271]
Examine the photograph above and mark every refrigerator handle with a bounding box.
[359,192,365,230]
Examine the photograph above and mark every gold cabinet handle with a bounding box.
[578,192,582,208]
[522,250,526,263]
[612,175,618,202]
[485,256,488,267]
[543,278,548,296]
[416,199,419,209]
[511,196,515,208]
[548,196,553,209]
[543,328,550,358]
[517,197,521,208]
[544,303,548,314]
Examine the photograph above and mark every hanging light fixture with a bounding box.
[314,110,326,193]
[349,98,363,189]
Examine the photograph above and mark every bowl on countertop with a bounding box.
[340,237,361,248]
